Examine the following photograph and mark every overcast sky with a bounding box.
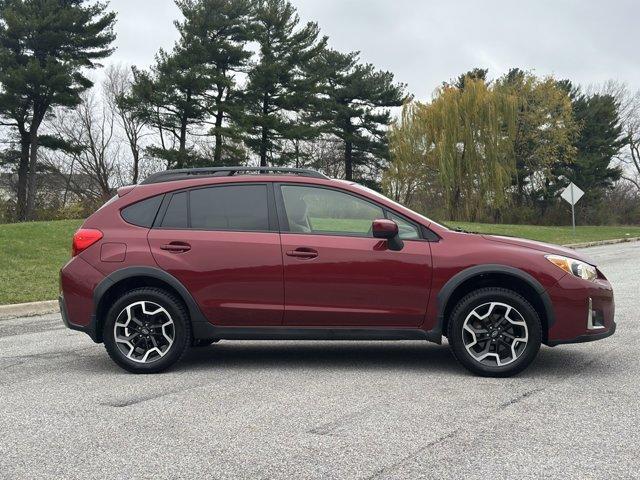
[106,0,640,99]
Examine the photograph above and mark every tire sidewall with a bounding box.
[103,289,190,374]
[448,289,542,377]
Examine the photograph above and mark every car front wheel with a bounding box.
[447,287,542,377]
[103,287,191,374]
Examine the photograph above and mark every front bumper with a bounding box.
[546,273,616,346]
[547,321,616,346]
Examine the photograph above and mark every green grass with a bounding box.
[445,222,640,246]
[0,219,83,305]
[1,218,639,305]
[309,217,372,233]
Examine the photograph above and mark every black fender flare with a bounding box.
[92,266,210,341]
[435,264,555,336]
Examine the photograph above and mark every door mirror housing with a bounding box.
[372,219,398,239]
[372,219,404,251]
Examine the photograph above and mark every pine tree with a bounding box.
[309,49,406,182]
[240,0,326,166]
[130,44,212,169]
[0,0,116,220]
[569,90,625,201]
[446,67,489,90]
[175,0,253,164]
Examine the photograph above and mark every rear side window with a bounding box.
[121,195,163,227]
[190,185,269,231]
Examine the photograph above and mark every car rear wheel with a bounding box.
[447,287,541,377]
[103,288,191,374]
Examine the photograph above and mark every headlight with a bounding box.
[545,255,598,282]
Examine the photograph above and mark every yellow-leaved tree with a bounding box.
[385,78,517,221]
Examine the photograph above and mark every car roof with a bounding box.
[140,167,328,185]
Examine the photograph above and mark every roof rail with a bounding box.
[140,167,329,185]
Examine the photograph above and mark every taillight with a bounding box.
[72,229,103,257]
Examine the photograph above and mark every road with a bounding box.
[0,242,638,479]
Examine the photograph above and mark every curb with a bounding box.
[1,236,638,320]
[563,236,640,249]
[0,300,59,320]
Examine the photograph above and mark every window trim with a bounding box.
[275,183,428,241]
[152,182,278,233]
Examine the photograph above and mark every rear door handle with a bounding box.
[286,248,318,259]
[160,242,191,253]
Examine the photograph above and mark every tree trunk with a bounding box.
[131,149,140,185]
[260,127,268,167]
[213,85,225,165]
[16,137,30,222]
[178,117,188,169]
[25,133,39,221]
[451,186,462,221]
[214,108,224,165]
[177,90,191,169]
[344,140,353,181]
[260,92,269,167]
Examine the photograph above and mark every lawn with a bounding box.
[0,218,639,305]
[0,219,83,305]
[446,222,640,246]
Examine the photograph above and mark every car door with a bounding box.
[277,184,432,328]
[147,183,284,326]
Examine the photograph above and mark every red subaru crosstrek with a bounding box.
[59,167,616,376]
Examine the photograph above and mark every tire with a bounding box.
[103,287,191,374]
[447,287,541,377]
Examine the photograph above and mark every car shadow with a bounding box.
[526,345,608,377]
[176,341,606,378]
[69,341,607,379]
[178,341,466,375]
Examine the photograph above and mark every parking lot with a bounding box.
[0,241,638,479]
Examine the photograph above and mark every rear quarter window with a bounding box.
[121,195,164,227]
[161,192,188,229]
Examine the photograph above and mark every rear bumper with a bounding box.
[59,295,99,342]
[59,256,105,342]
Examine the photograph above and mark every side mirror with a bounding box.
[372,219,404,251]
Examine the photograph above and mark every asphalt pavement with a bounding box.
[0,242,638,479]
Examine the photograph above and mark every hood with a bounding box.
[482,235,596,265]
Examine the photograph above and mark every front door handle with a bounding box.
[286,248,318,259]
[160,242,191,253]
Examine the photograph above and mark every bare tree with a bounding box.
[623,94,640,192]
[599,81,640,192]
[103,65,149,184]
[46,92,123,204]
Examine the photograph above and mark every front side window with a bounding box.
[190,185,269,232]
[387,211,420,240]
[281,185,384,236]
